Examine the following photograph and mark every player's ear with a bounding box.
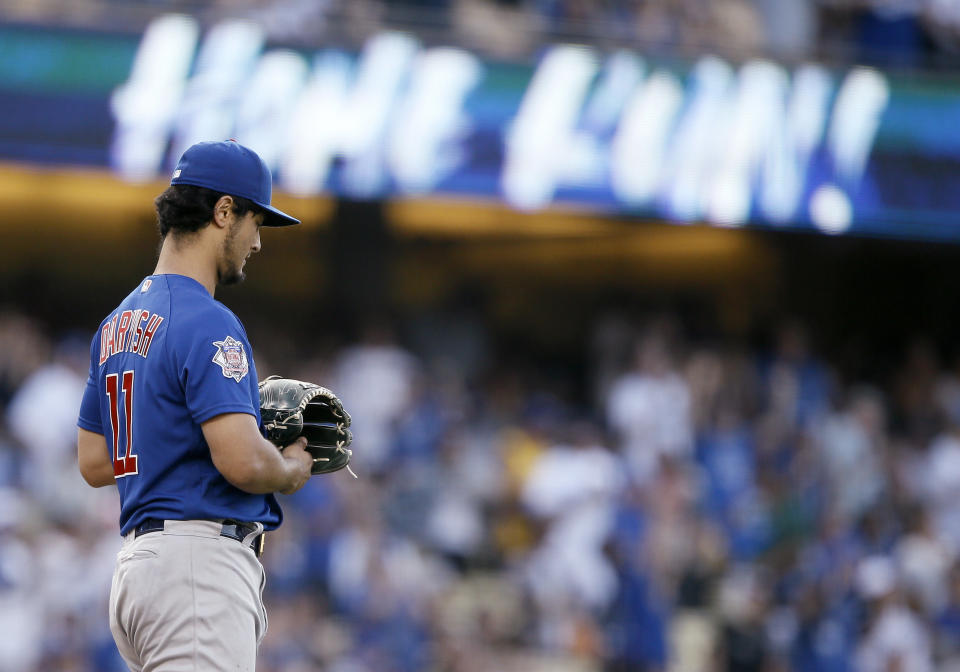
[212,195,235,229]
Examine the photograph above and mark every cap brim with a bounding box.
[258,202,300,227]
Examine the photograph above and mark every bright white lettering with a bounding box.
[280,33,419,197]
[760,64,832,223]
[168,20,265,165]
[707,60,788,226]
[235,50,310,168]
[501,45,599,210]
[110,15,199,180]
[828,67,890,186]
[664,56,734,221]
[387,47,482,194]
[610,71,683,205]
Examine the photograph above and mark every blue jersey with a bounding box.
[77,274,282,535]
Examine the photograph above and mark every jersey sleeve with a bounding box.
[175,308,259,425]
[77,332,103,434]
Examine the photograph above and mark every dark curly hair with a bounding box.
[154,184,262,238]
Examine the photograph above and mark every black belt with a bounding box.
[134,518,265,558]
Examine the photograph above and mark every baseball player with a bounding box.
[76,140,314,671]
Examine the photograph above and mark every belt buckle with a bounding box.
[255,532,266,558]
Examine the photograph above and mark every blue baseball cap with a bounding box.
[170,140,300,227]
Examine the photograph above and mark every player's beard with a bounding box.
[217,220,247,286]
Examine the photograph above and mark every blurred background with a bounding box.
[3,1,960,670]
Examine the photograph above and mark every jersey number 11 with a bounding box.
[106,370,139,477]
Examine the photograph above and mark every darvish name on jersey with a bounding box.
[99,309,164,364]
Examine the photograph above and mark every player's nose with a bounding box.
[252,231,261,253]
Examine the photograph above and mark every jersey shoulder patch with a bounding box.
[211,335,249,382]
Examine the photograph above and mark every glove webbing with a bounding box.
[315,442,357,479]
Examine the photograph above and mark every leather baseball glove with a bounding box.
[258,376,355,476]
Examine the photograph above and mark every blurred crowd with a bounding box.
[3,302,960,672]
[4,0,960,66]
[422,0,960,64]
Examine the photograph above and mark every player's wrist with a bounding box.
[279,450,310,488]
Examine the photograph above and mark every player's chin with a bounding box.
[218,265,247,286]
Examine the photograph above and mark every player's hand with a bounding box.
[279,437,313,495]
